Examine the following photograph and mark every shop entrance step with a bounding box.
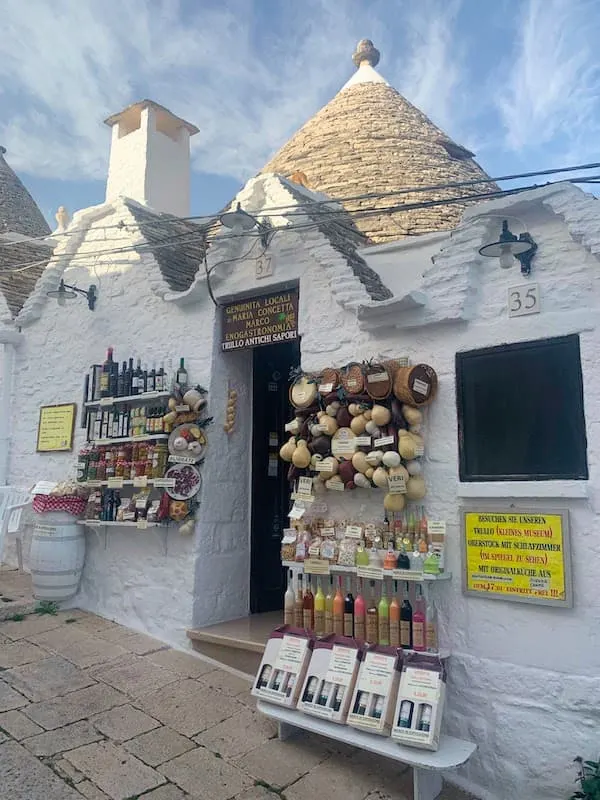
[186,611,282,674]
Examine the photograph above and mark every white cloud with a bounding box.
[0,0,470,183]
[497,0,600,157]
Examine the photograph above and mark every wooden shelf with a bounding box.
[85,391,170,408]
[81,479,173,488]
[89,434,169,446]
[78,520,167,529]
[282,562,451,582]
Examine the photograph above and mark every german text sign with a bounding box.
[461,508,572,607]
[221,288,299,352]
[37,403,76,452]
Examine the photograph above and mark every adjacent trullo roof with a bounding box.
[0,147,52,317]
[261,40,498,243]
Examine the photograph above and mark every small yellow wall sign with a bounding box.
[461,507,573,607]
[36,403,76,453]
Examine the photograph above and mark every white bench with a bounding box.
[257,700,476,800]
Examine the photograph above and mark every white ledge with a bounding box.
[457,481,588,499]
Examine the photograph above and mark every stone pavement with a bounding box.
[0,606,476,800]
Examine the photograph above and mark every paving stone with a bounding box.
[23,720,102,756]
[194,708,277,758]
[198,668,252,697]
[28,627,129,669]
[0,729,7,743]
[283,751,388,800]
[91,703,160,742]
[144,647,215,678]
[236,689,257,710]
[99,628,167,655]
[53,757,86,783]
[0,739,81,799]
[0,613,66,640]
[65,740,166,800]
[124,725,196,766]
[0,639,48,668]
[85,653,138,680]
[0,709,44,739]
[3,655,96,701]
[135,678,244,737]
[235,788,281,800]
[233,735,330,789]
[159,746,252,800]
[72,615,122,635]
[76,779,111,799]
[92,654,179,697]
[141,785,189,800]
[23,683,128,730]
[0,679,28,711]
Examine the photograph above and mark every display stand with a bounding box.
[256,700,476,800]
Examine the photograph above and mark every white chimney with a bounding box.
[104,100,198,217]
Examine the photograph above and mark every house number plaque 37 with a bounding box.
[508,282,540,318]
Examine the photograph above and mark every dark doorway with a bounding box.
[250,340,300,613]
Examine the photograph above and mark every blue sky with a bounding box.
[2,0,600,226]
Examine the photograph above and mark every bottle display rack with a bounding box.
[282,561,451,583]
[85,391,171,409]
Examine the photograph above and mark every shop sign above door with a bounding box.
[221,288,299,352]
[461,507,573,607]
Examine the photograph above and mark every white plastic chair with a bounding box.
[0,487,32,570]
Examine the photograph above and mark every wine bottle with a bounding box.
[100,347,114,398]
[400,582,413,649]
[354,579,366,641]
[366,581,378,643]
[314,580,325,636]
[303,575,314,630]
[142,363,149,393]
[325,576,334,634]
[156,362,165,392]
[343,578,354,637]
[125,358,133,396]
[147,363,156,393]
[389,581,401,647]
[117,361,126,397]
[378,586,390,646]
[176,357,188,387]
[294,574,303,628]
[333,576,344,635]
[134,359,143,395]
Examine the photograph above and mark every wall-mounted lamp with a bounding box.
[479,220,538,276]
[47,279,97,310]
[219,202,257,235]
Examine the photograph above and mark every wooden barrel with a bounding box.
[29,514,86,602]
[393,364,438,407]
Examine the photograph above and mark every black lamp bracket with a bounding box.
[514,233,537,277]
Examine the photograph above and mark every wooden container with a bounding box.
[290,375,318,409]
[393,364,438,407]
[340,363,365,395]
[364,362,393,400]
[319,367,340,392]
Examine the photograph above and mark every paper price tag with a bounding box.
[86,480,102,488]
[100,396,114,407]
[374,436,394,447]
[107,477,124,489]
[334,441,356,455]
[356,565,384,581]
[320,527,335,537]
[414,445,425,457]
[303,558,331,575]
[137,519,148,529]
[132,435,149,442]
[392,568,423,581]
[175,404,190,412]
[388,473,406,494]
[274,635,308,673]
[311,424,326,434]
[153,478,176,489]
[133,476,148,488]
[326,645,357,685]
[298,477,313,496]
[412,378,429,396]
[358,651,396,696]
[288,503,306,520]
[284,422,296,433]
[427,520,446,536]
[168,455,197,465]
[314,461,334,472]
[354,436,371,447]
[318,382,333,393]
[367,372,388,383]
[345,525,363,539]
[327,481,345,491]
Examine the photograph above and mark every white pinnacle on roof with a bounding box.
[341,40,388,90]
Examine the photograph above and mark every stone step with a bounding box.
[187,611,282,675]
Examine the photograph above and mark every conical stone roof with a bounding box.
[261,40,497,243]
[0,147,50,237]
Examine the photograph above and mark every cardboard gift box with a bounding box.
[347,644,403,736]
[391,653,446,751]
[298,634,363,724]
[251,626,314,707]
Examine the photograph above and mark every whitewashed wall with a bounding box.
[6,177,600,799]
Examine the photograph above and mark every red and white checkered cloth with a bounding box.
[32,494,87,516]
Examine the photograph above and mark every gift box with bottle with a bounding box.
[391,653,446,751]
[252,626,314,707]
[298,634,363,724]
[347,644,403,736]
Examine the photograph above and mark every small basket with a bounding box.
[393,365,438,407]
[364,362,393,400]
[340,362,365,395]
[32,495,87,516]
[318,367,340,392]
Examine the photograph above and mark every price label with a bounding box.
[132,435,149,442]
[311,424,325,434]
[288,503,306,520]
[133,476,148,488]
[412,378,429,396]
[392,568,423,581]
[318,382,333,393]
[345,525,363,539]
[427,520,446,536]
[367,372,388,383]
[298,477,313,496]
[320,527,335,537]
[356,565,384,581]
[175,404,190,412]
[86,480,102,488]
[414,445,425,457]
[168,455,197,465]
[388,474,406,494]
[107,477,124,489]
[137,519,148,530]
[100,396,114,407]
[334,440,356,456]
[303,558,331,575]
[327,480,345,491]
[354,436,371,447]
[374,436,394,447]
[314,461,334,472]
[284,422,297,433]
[153,478,176,488]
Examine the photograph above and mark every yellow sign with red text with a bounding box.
[463,510,572,606]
